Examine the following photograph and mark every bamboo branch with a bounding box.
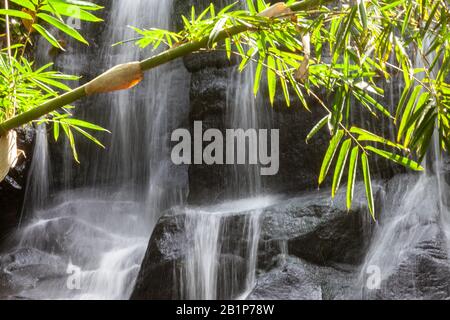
[4,0,18,119]
[0,0,332,136]
[4,0,12,61]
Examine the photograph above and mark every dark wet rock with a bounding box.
[190,68,230,121]
[249,257,323,300]
[258,185,377,268]
[184,51,237,73]
[364,222,450,300]
[20,217,117,267]
[0,248,67,298]
[131,211,187,300]
[266,102,330,195]
[248,256,356,300]
[0,128,35,245]
[381,243,450,299]
[132,185,375,299]
[132,207,251,299]
[357,174,450,300]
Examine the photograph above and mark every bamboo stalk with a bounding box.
[0,0,331,136]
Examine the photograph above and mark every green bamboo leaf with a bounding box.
[210,3,215,17]
[34,76,71,91]
[279,77,290,107]
[36,12,89,45]
[422,1,440,35]
[218,2,238,15]
[354,90,392,118]
[350,127,407,150]
[71,126,105,148]
[397,85,422,142]
[287,72,310,110]
[335,6,357,53]
[332,138,352,198]
[62,118,109,132]
[404,94,431,135]
[0,9,33,20]
[276,60,290,107]
[50,0,103,11]
[225,37,231,60]
[365,146,423,171]
[239,47,256,71]
[409,109,437,149]
[256,0,266,12]
[319,130,344,186]
[191,5,195,22]
[306,115,329,143]
[395,84,414,123]
[41,3,102,22]
[330,88,345,134]
[358,0,368,30]
[347,146,359,211]
[361,152,375,220]
[195,4,211,22]
[208,17,228,47]
[253,58,263,97]
[1,44,24,52]
[53,120,60,141]
[267,55,276,106]
[246,0,257,14]
[61,123,79,163]
[32,24,64,49]
[381,0,405,11]
[10,0,35,11]
[181,15,191,30]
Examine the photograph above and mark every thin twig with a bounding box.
[4,0,12,60]
[4,0,17,118]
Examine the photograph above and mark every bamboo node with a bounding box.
[258,2,293,18]
[85,62,143,95]
[0,131,19,182]
[295,33,311,82]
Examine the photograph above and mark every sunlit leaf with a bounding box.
[306,115,329,143]
[365,146,423,171]
[347,146,359,211]
[267,55,276,106]
[332,138,352,198]
[361,152,375,220]
[319,130,344,186]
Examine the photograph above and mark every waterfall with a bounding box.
[357,35,450,299]
[8,0,189,300]
[179,0,272,299]
[20,125,51,220]
[225,62,269,197]
[181,197,276,300]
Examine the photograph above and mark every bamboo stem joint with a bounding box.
[85,62,143,95]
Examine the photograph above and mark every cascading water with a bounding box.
[357,36,450,299]
[4,0,450,303]
[5,0,189,300]
[178,0,273,300]
[19,125,51,222]
[181,196,277,300]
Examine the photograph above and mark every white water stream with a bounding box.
[11,0,189,300]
